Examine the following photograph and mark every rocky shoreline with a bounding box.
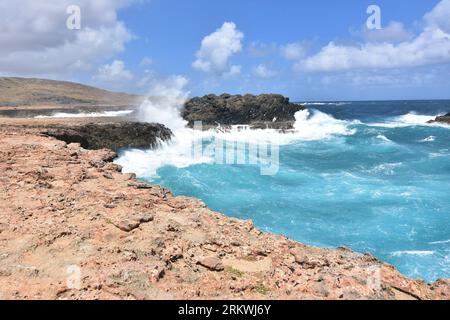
[0,121,449,300]
[42,122,172,151]
[182,94,304,129]
[429,113,450,124]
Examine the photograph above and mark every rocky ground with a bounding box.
[182,94,304,129]
[0,122,449,300]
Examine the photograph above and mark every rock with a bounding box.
[103,163,122,172]
[113,212,154,232]
[134,212,154,223]
[167,221,181,232]
[290,248,329,269]
[198,257,224,271]
[182,94,304,129]
[103,172,113,179]
[150,265,166,283]
[114,219,140,232]
[42,122,172,151]
[128,181,153,189]
[123,173,136,180]
[429,113,450,124]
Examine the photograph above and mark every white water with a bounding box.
[113,97,450,282]
[301,102,349,106]
[421,136,436,142]
[116,82,356,178]
[368,112,447,128]
[116,91,449,180]
[35,110,134,118]
[117,76,212,177]
[391,251,435,257]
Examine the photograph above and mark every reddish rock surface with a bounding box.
[0,125,449,300]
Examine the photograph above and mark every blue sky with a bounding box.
[1,0,449,100]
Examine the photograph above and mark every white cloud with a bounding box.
[94,60,133,82]
[252,64,277,78]
[358,21,413,43]
[297,0,450,72]
[424,0,450,32]
[192,22,244,76]
[223,65,242,78]
[280,42,307,60]
[319,69,441,87]
[0,0,134,76]
[248,41,277,57]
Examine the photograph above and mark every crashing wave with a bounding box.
[367,112,448,128]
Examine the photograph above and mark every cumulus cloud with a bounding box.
[357,21,413,43]
[252,64,277,78]
[297,0,450,72]
[424,0,450,32]
[280,42,307,60]
[192,22,244,77]
[247,41,277,57]
[0,0,134,76]
[94,60,133,82]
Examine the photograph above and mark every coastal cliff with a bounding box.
[0,123,449,300]
[182,94,304,129]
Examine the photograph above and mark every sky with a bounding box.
[0,0,449,101]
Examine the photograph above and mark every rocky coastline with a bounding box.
[0,120,449,300]
[182,94,304,129]
[42,122,172,151]
[429,113,450,124]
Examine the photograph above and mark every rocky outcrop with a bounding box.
[41,122,172,151]
[182,94,304,129]
[0,125,449,300]
[429,113,450,124]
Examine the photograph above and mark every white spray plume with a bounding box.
[138,75,190,131]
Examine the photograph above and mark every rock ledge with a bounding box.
[41,121,172,150]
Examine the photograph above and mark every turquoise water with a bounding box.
[119,100,450,282]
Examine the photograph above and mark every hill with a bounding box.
[0,77,142,108]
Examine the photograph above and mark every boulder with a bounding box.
[182,94,304,129]
[198,257,224,271]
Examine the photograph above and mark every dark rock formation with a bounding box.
[42,122,172,151]
[429,113,450,124]
[182,94,304,129]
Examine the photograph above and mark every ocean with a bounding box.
[116,100,450,282]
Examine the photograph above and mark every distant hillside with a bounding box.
[0,77,142,107]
